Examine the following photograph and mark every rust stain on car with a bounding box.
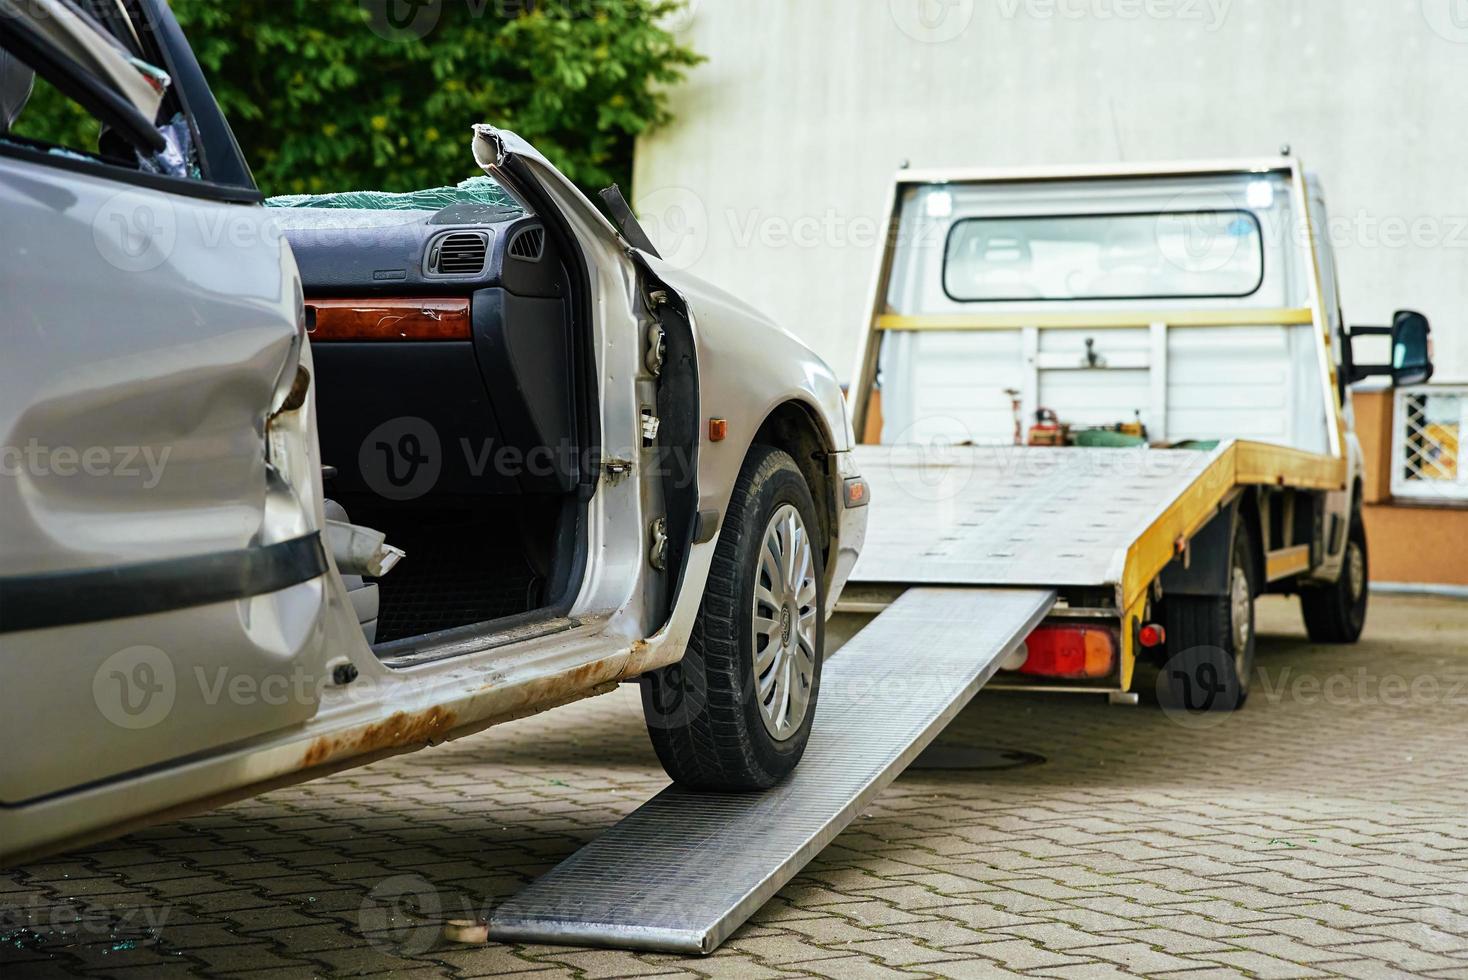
[498,657,618,704]
[300,706,458,770]
[298,652,635,774]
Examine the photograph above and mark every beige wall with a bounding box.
[1361,503,1468,587]
[635,0,1468,384]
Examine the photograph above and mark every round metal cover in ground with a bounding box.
[906,745,1047,771]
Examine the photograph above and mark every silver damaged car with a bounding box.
[0,0,867,864]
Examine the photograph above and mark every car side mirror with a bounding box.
[1342,309,1434,388]
[1389,310,1434,387]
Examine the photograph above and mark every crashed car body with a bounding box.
[0,0,866,863]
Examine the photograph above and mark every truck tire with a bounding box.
[1159,521,1256,712]
[641,446,825,791]
[1300,514,1368,644]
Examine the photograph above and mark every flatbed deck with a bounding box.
[843,440,1345,694]
[848,440,1344,612]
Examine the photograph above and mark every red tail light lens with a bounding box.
[1016,625,1118,680]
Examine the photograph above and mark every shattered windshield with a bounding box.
[267,176,523,219]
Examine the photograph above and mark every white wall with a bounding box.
[633,0,1468,383]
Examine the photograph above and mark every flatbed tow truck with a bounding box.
[840,157,1431,709]
[483,159,1434,953]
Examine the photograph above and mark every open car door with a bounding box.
[0,0,340,814]
[471,126,701,630]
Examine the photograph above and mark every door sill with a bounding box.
[374,613,581,670]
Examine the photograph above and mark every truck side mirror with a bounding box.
[1342,310,1434,388]
[1389,310,1434,387]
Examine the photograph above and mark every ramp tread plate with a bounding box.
[486,587,1055,954]
[849,444,1222,587]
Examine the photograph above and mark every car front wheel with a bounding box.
[641,445,825,791]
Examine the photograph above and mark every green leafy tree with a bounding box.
[20,0,700,195]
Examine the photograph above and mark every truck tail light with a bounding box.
[1138,623,1166,649]
[1015,625,1118,680]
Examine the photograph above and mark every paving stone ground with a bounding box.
[3,593,1467,979]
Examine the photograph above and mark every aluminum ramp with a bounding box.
[486,587,1055,954]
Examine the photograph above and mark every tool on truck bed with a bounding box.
[1027,407,1070,445]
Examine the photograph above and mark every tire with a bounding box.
[1159,520,1256,712]
[641,446,826,791]
[1300,514,1369,644]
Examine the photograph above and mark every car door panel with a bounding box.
[470,126,702,628]
[0,153,333,804]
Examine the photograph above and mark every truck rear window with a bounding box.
[943,210,1264,302]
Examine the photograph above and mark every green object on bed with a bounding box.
[1073,429,1148,449]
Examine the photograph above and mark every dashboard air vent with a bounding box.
[508,225,546,262]
[429,232,489,275]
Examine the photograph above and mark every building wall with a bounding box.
[634,0,1468,384]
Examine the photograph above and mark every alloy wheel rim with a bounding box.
[1230,563,1253,674]
[1347,541,1366,603]
[751,504,818,741]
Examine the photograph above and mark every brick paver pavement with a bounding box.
[3,594,1467,979]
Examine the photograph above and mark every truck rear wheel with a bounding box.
[641,446,825,791]
[1159,521,1256,713]
[1300,515,1368,644]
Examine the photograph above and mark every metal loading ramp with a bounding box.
[486,587,1055,954]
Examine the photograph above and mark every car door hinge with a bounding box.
[645,322,667,377]
[604,458,634,485]
[649,517,669,571]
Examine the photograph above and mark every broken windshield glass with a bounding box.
[267,176,523,220]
